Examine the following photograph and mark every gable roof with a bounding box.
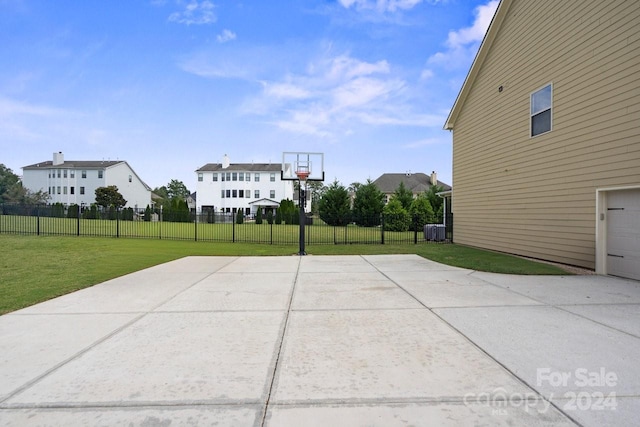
[444,0,511,130]
[23,159,152,192]
[373,173,451,194]
[248,198,280,206]
[23,160,123,169]
[196,163,282,172]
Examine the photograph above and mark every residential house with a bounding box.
[444,0,640,279]
[22,152,152,209]
[195,155,295,216]
[373,171,451,203]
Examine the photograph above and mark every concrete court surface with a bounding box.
[1,255,639,427]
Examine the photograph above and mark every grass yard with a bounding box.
[0,234,571,315]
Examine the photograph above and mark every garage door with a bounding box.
[607,190,640,281]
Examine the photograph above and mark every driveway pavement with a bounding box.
[1,255,639,426]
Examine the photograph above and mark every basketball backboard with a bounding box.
[281,152,325,182]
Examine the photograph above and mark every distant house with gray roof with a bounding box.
[195,154,294,216]
[373,171,451,203]
[22,152,152,208]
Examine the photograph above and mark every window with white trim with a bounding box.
[531,84,552,137]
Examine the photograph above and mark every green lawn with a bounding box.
[0,234,570,315]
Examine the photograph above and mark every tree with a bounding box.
[266,210,274,225]
[67,204,79,219]
[3,183,50,204]
[383,199,410,232]
[144,205,152,222]
[167,179,190,200]
[152,186,168,200]
[95,186,127,208]
[275,208,282,225]
[255,208,263,224]
[409,194,435,231]
[425,184,445,223]
[308,181,326,215]
[279,199,297,224]
[318,180,351,226]
[392,181,414,210]
[348,182,362,193]
[352,179,385,227]
[236,209,244,224]
[0,164,21,204]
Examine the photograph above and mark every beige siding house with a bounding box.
[445,0,640,279]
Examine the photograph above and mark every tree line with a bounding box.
[317,179,445,231]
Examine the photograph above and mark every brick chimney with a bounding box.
[53,152,64,166]
[430,171,437,186]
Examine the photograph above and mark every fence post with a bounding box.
[77,208,80,236]
[414,215,418,244]
[381,214,385,245]
[37,206,40,236]
[194,211,197,242]
[232,214,236,243]
[116,207,120,238]
[270,220,273,245]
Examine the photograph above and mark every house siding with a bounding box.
[195,166,294,214]
[451,0,640,268]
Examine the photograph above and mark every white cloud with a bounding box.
[180,44,435,137]
[262,82,311,100]
[216,29,236,43]
[428,0,498,69]
[243,53,434,137]
[403,137,446,148]
[445,0,498,48]
[0,96,68,117]
[325,55,390,81]
[419,69,434,80]
[168,1,216,25]
[331,77,400,109]
[338,0,431,13]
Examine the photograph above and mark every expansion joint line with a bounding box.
[260,257,301,426]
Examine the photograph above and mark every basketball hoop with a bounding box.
[296,170,310,181]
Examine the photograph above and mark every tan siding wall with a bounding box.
[452,0,640,268]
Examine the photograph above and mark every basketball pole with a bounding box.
[298,179,306,256]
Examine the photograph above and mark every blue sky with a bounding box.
[0,0,498,192]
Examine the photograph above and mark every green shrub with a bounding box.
[408,195,434,231]
[383,199,410,232]
[67,204,79,219]
[236,210,244,224]
[255,209,263,224]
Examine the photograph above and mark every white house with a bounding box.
[22,152,152,209]
[195,155,294,216]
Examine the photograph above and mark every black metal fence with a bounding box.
[0,204,452,245]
